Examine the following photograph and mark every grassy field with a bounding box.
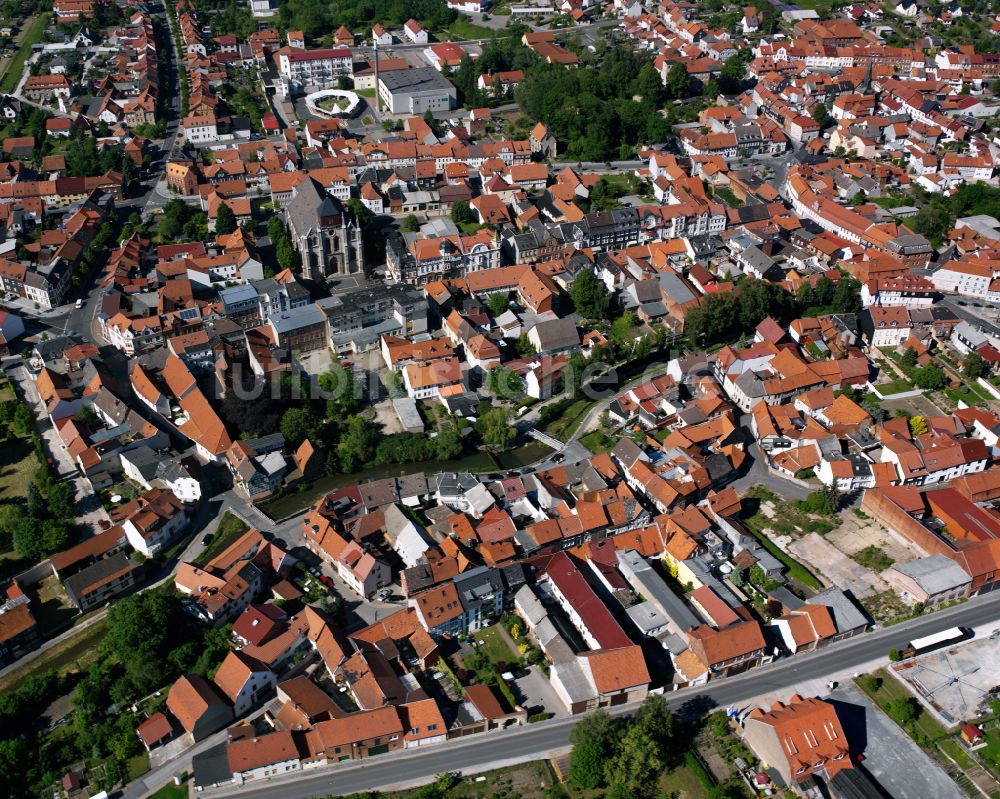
[0,618,106,694]
[494,442,551,470]
[0,436,38,502]
[0,13,51,94]
[193,511,249,566]
[856,670,952,744]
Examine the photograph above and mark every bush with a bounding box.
[858,675,882,694]
[528,711,553,723]
[888,648,903,662]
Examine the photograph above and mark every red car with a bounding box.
[320,575,334,587]
[340,360,353,368]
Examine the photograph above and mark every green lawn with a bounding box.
[193,511,249,566]
[444,17,497,40]
[657,763,711,798]
[877,378,914,395]
[471,624,518,667]
[148,781,189,799]
[126,751,150,781]
[542,397,596,441]
[580,430,616,454]
[0,13,51,94]
[0,436,38,502]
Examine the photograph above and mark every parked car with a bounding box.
[202,534,213,546]
[74,299,83,309]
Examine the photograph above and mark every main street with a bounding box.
[200,589,1000,799]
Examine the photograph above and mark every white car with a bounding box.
[74,299,83,309]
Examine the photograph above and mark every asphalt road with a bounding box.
[203,590,1000,799]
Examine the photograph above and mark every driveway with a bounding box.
[827,683,961,799]
[508,666,566,717]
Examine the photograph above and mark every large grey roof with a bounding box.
[268,303,326,334]
[893,555,970,595]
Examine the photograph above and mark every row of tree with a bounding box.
[684,272,863,348]
[277,0,455,41]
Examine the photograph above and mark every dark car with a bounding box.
[202,534,213,546]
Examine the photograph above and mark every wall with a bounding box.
[860,490,952,558]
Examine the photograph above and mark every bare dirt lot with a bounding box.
[827,511,924,566]
[789,533,888,598]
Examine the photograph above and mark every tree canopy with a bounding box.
[570,268,611,320]
[516,46,671,161]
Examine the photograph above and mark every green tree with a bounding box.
[568,710,620,790]
[900,346,918,369]
[666,62,690,99]
[515,332,537,357]
[908,415,928,437]
[451,200,474,226]
[913,363,947,390]
[887,697,919,726]
[12,403,34,438]
[604,722,664,799]
[215,202,237,235]
[610,311,638,353]
[486,292,510,318]
[718,55,745,94]
[337,415,382,472]
[319,363,360,417]
[279,407,320,446]
[476,407,516,449]
[434,419,463,460]
[798,485,839,515]
[402,214,420,232]
[812,101,830,128]
[103,591,180,696]
[964,351,986,379]
[486,366,525,399]
[570,269,611,319]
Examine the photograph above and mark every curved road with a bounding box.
[199,589,1000,799]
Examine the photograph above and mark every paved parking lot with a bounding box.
[895,636,1000,725]
[789,533,888,598]
[508,665,566,717]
